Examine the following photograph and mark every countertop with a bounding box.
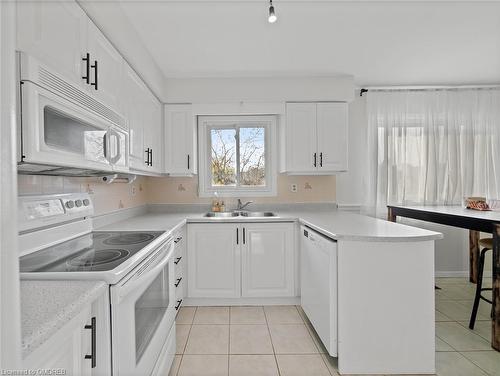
[97,208,442,242]
[390,204,500,222]
[21,280,107,358]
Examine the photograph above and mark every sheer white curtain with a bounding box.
[363,88,500,218]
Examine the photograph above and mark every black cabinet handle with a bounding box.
[175,277,182,287]
[91,60,98,90]
[313,152,317,167]
[174,236,183,244]
[175,299,183,310]
[82,53,90,84]
[236,228,239,244]
[320,152,323,167]
[145,148,150,165]
[174,257,182,265]
[243,228,246,244]
[84,317,96,368]
[149,149,153,167]
[187,154,190,170]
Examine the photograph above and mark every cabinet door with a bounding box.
[285,103,318,173]
[316,103,348,172]
[241,223,295,297]
[23,307,92,376]
[87,21,124,114]
[122,65,148,172]
[187,224,240,298]
[164,104,195,175]
[143,92,163,173]
[16,0,87,88]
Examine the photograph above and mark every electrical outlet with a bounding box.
[290,183,298,193]
[130,185,137,196]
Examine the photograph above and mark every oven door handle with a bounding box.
[116,241,174,301]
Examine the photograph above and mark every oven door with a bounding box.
[20,81,127,172]
[110,239,176,376]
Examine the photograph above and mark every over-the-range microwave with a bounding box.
[17,52,129,176]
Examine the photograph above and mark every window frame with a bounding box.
[198,115,277,197]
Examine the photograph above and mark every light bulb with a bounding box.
[268,3,277,23]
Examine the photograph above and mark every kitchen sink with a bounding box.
[240,211,276,217]
[204,212,240,217]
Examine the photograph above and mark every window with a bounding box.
[198,115,277,197]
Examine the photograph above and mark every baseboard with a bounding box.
[435,271,492,278]
[183,297,301,306]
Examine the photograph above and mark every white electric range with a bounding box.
[18,193,177,376]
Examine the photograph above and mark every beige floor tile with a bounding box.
[461,351,500,376]
[230,325,273,354]
[185,325,229,354]
[321,354,340,376]
[230,306,266,325]
[296,305,311,325]
[169,355,182,376]
[436,322,491,351]
[276,354,330,376]
[435,310,453,322]
[457,299,493,321]
[176,307,197,325]
[264,306,303,324]
[436,337,454,352]
[229,355,279,376]
[436,352,488,376]
[176,325,191,354]
[178,355,229,376]
[306,324,328,353]
[438,285,477,300]
[269,324,318,354]
[436,277,470,285]
[193,306,230,324]
[436,300,489,322]
[458,320,491,341]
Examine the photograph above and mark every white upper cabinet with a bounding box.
[16,0,88,89]
[241,223,295,298]
[164,104,197,175]
[283,102,348,174]
[122,64,162,174]
[86,22,124,114]
[16,0,125,118]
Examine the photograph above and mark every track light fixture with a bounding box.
[268,0,277,23]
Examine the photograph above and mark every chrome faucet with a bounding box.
[236,199,254,211]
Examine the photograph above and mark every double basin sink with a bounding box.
[205,211,276,218]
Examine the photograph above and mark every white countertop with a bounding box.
[97,209,442,242]
[21,280,107,358]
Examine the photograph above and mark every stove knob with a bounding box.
[83,199,90,206]
[75,199,82,207]
[65,200,75,209]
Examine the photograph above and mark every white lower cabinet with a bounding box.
[242,223,295,297]
[187,222,295,299]
[187,223,240,298]
[23,291,110,376]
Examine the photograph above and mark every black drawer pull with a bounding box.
[82,53,90,84]
[174,257,182,265]
[91,60,98,90]
[175,299,183,310]
[84,317,96,368]
[174,236,183,244]
[175,277,182,287]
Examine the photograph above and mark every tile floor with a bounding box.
[169,277,500,376]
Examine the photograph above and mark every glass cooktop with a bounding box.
[20,231,164,272]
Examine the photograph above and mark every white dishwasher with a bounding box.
[300,225,338,356]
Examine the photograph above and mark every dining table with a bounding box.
[387,205,500,351]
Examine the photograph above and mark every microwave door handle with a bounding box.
[107,130,121,165]
[117,242,174,301]
[103,133,109,162]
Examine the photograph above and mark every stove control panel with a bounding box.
[18,193,94,232]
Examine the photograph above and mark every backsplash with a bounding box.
[17,175,149,216]
[146,174,336,206]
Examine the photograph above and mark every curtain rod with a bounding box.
[358,84,500,97]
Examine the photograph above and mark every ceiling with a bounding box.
[92,1,500,86]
